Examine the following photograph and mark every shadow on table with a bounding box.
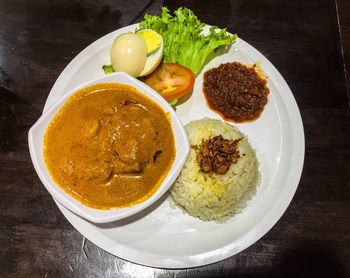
[224,243,347,278]
[0,86,27,154]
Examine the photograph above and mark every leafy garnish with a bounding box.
[140,7,237,75]
[102,64,114,74]
[167,98,178,106]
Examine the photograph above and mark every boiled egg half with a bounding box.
[110,29,163,77]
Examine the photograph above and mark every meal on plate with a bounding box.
[203,62,270,122]
[41,7,265,219]
[103,7,236,105]
[44,83,175,209]
[170,118,260,222]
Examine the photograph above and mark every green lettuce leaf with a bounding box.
[140,7,237,75]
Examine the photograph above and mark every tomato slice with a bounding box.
[144,63,195,101]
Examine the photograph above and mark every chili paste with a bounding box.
[203,62,269,122]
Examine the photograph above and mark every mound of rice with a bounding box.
[170,118,260,222]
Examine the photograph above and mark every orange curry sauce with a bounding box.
[44,83,175,209]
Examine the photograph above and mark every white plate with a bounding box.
[44,24,304,268]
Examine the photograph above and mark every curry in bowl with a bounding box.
[44,83,175,209]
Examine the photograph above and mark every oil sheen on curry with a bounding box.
[44,83,175,209]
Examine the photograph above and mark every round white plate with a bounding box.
[44,24,304,268]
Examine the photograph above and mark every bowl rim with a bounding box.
[28,72,190,223]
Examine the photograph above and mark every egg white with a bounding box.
[111,33,147,77]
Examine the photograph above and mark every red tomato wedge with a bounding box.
[144,63,195,101]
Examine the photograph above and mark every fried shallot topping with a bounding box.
[195,135,242,175]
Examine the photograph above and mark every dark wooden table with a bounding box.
[1,0,349,277]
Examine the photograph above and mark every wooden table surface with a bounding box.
[1,0,349,277]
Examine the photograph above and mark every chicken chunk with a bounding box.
[82,119,101,138]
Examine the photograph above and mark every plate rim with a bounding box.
[44,24,305,268]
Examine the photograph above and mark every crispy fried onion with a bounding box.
[195,135,241,174]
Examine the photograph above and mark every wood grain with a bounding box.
[337,0,350,106]
[0,0,349,277]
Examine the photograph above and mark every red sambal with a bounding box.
[203,62,270,123]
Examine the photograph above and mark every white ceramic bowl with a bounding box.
[28,72,190,223]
